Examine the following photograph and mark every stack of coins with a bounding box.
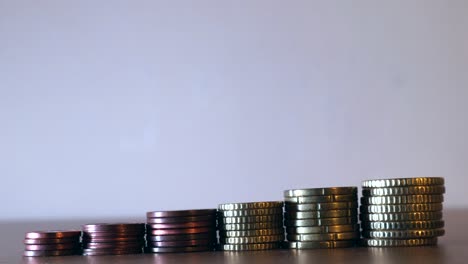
[217,201,284,251]
[283,187,359,249]
[360,177,446,247]
[23,231,82,257]
[82,223,145,255]
[145,209,217,253]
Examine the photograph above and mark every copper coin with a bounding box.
[24,238,79,245]
[146,232,216,242]
[25,243,81,251]
[23,249,81,257]
[83,236,144,243]
[146,209,217,218]
[146,215,216,224]
[144,246,213,253]
[83,232,143,238]
[147,239,214,247]
[82,248,142,256]
[146,221,215,229]
[148,227,216,236]
[84,242,144,249]
[82,223,145,232]
[25,231,81,239]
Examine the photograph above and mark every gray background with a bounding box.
[1,0,467,220]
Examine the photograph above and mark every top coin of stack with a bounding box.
[145,209,217,253]
[360,177,446,247]
[217,201,284,251]
[23,231,82,257]
[82,223,145,256]
[283,187,359,249]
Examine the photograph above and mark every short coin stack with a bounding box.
[217,201,284,251]
[283,187,359,249]
[145,209,217,253]
[82,223,145,255]
[23,231,82,257]
[360,177,446,247]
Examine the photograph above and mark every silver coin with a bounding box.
[284,187,357,197]
[362,228,445,239]
[285,217,357,227]
[359,203,443,213]
[284,240,355,249]
[285,209,357,219]
[285,202,358,211]
[220,228,284,237]
[362,185,445,196]
[218,208,283,217]
[218,202,283,211]
[361,220,445,230]
[220,234,284,244]
[286,224,360,234]
[360,211,443,222]
[287,231,359,241]
[220,222,283,231]
[285,194,357,204]
[218,215,282,224]
[217,243,280,251]
[362,177,444,188]
[360,237,438,247]
[360,195,444,205]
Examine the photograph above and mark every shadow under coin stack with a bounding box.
[283,187,359,249]
[145,209,217,253]
[82,223,145,255]
[23,231,82,257]
[217,201,284,251]
[360,177,446,247]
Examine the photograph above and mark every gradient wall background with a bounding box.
[1,0,467,220]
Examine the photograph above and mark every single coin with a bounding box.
[148,227,216,235]
[147,239,214,248]
[82,223,145,233]
[359,203,443,213]
[286,231,359,242]
[284,240,355,249]
[147,233,216,242]
[146,221,215,229]
[82,248,142,256]
[25,243,81,251]
[218,201,283,211]
[285,217,357,227]
[146,215,215,224]
[285,194,357,204]
[218,243,280,251]
[362,229,445,239]
[220,234,284,244]
[25,231,81,239]
[145,246,213,253]
[83,242,144,249]
[146,209,217,218]
[218,215,283,224]
[362,220,445,230]
[83,237,144,243]
[360,195,444,205]
[23,238,79,245]
[360,237,438,247]
[285,202,358,211]
[362,185,445,196]
[284,187,357,197]
[286,224,359,234]
[23,249,80,257]
[360,211,443,222]
[219,222,283,231]
[362,177,445,188]
[218,208,283,217]
[284,209,357,219]
[220,228,284,237]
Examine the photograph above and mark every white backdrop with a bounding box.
[1,0,467,220]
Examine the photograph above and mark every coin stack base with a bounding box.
[283,187,359,249]
[217,201,284,251]
[82,223,145,256]
[23,231,82,257]
[145,209,217,253]
[360,177,445,247]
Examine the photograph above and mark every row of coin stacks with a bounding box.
[359,177,445,247]
[23,177,446,257]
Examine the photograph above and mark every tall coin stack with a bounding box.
[283,187,360,249]
[23,231,82,257]
[217,201,284,251]
[145,209,217,253]
[360,177,446,247]
[82,223,145,255]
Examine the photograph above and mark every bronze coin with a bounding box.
[146,215,216,224]
[148,227,216,236]
[146,209,217,218]
[146,221,215,229]
[25,231,81,239]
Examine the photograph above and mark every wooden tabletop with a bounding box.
[1,209,467,264]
